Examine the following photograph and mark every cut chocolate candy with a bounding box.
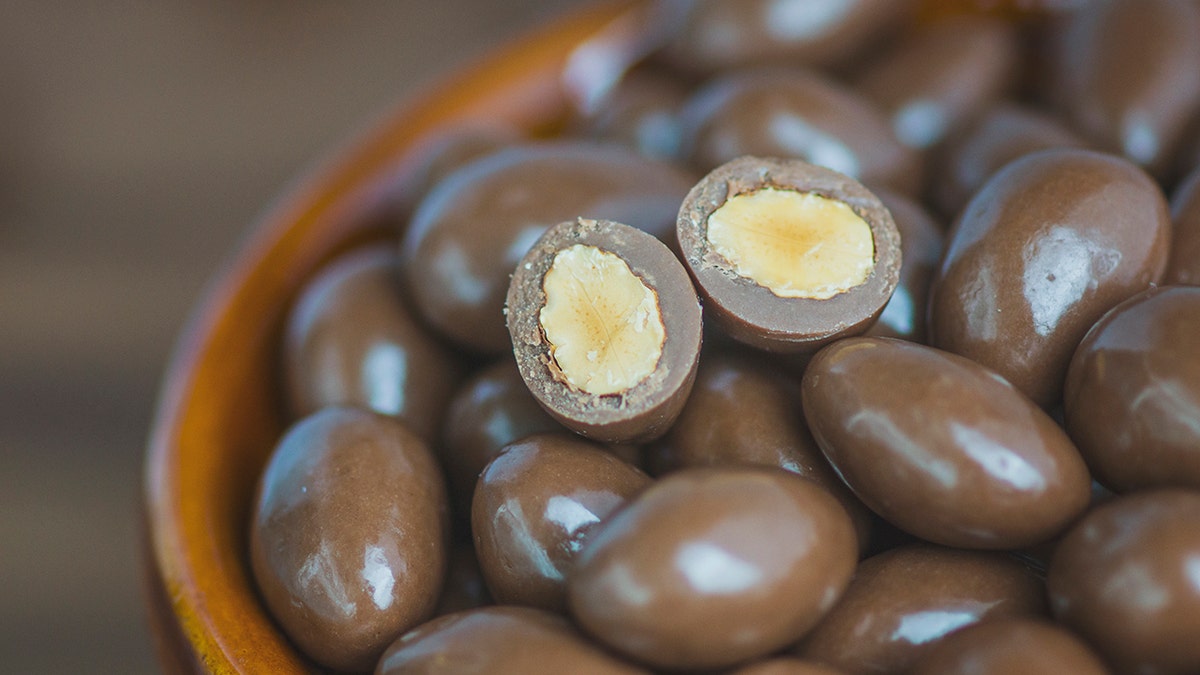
[506,218,702,443]
[677,156,901,353]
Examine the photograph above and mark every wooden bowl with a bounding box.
[140,2,648,671]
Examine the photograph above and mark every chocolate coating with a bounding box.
[908,618,1108,675]
[375,606,645,674]
[440,359,564,513]
[506,218,703,443]
[282,246,462,442]
[1064,286,1200,492]
[471,433,650,612]
[865,189,944,343]
[392,124,519,214]
[657,0,911,74]
[402,141,694,354]
[249,407,449,672]
[1167,165,1200,286]
[681,69,923,194]
[568,468,858,671]
[931,103,1085,220]
[794,544,1048,674]
[930,148,1170,408]
[647,350,873,549]
[677,156,902,353]
[1046,0,1200,176]
[856,15,1020,151]
[1048,489,1200,675]
[803,337,1091,549]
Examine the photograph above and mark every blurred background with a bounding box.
[0,1,582,672]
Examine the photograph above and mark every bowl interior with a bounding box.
[141,2,644,672]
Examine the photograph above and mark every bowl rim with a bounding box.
[140,1,643,671]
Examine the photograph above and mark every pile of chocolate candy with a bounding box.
[246,0,1200,672]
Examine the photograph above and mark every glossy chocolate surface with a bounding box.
[507,218,703,443]
[647,350,873,549]
[1167,165,1200,285]
[402,142,694,354]
[376,606,645,674]
[282,246,462,443]
[471,433,650,612]
[677,156,902,353]
[249,407,449,672]
[865,189,943,343]
[930,148,1170,408]
[794,544,1048,674]
[1065,286,1200,492]
[1046,0,1200,177]
[681,69,922,194]
[440,359,564,513]
[908,618,1108,675]
[856,15,1019,151]
[658,0,910,74]
[569,468,858,671]
[1048,489,1200,675]
[804,337,1091,549]
[931,103,1085,219]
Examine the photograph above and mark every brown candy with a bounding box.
[1048,489,1200,675]
[803,337,1091,549]
[908,618,1108,675]
[1167,165,1200,285]
[376,606,645,674]
[680,69,923,194]
[282,246,462,443]
[249,407,449,672]
[646,350,873,549]
[439,360,563,513]
[677,156,901,353]
[1045,0,1200,177]
[855,14,1020,151]
[930,147,1170,408]
[794,544,1048,674]
[568,467,858,671]
[471,432,650,612]
[657,0,912,74]
[402,141,694,354]
[506,218,703,443]
[1064,286,1200,492]
[864,188,944,343]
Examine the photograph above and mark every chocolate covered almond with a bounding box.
[930,148,1170,408]
[677,156,901,353]
[506,218,702,443]
[803,337,1091,550]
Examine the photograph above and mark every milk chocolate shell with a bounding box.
[1063,286,1200,492]
[930,147,1170,408]
[506,218,702,443]
[568,467,858,671]
[803,337,1091,549]
[249,407,449,672]
[1048,489,1200,675]
[677,156,901,353]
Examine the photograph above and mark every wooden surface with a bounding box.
[0,2,582,672]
